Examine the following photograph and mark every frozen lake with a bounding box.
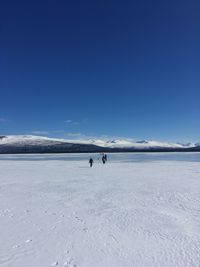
[0,153,200,267]
[0,152,200,162]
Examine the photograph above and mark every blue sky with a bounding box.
[0,0,200,142]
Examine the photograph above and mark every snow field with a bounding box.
[0,155,200,267]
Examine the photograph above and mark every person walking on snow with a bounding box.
[102,155,106,164]
[89,158,94,167]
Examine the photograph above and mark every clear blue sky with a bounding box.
[0,0,200,142]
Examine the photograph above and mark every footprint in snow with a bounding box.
[75,216,88,232]
[62,250,77,267]
[63,258,77,267]
[75,216,86,224]
[24,209,30,213]
[51,261,59,266]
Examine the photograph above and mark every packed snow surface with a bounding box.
[0,153,200,267]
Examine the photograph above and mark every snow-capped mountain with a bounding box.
[70,138,196,149]
[0,135,199,154]
[0,135,106,154]
[0,135,67,146]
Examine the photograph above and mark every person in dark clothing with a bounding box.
[102,155,106,164]
[104,154,107,161]
[89,158,94,167]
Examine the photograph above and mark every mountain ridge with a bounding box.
[0,135,199,154]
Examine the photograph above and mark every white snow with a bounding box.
[0,153,200,267]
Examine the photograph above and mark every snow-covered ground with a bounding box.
[0,153,200,267]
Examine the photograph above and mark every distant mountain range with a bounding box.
[0,135,199,154]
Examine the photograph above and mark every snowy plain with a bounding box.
[0,153,200,267]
